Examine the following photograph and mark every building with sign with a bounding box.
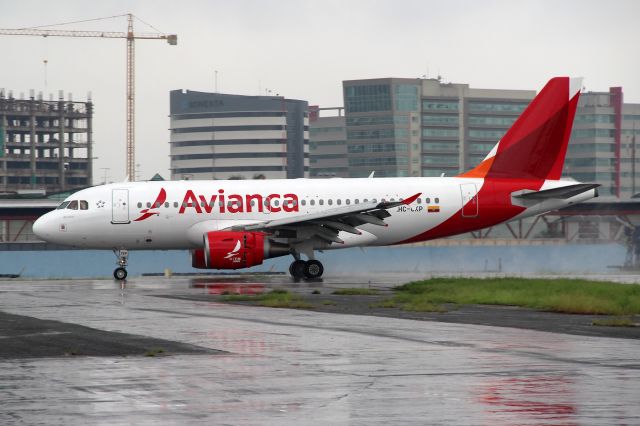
[169,90,309,180]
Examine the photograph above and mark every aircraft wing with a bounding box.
[513,183,600,200]
[229,192,422,244]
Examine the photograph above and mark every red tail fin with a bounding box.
[460,77,581,180]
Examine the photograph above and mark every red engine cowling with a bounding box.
[191,248,207,268]
[192,231,266,270]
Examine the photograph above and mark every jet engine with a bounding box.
[191,231,289,269]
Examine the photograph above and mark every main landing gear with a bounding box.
[113,249,129,280]
[289,259,324,280]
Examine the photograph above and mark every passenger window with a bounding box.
[337,199,342,205]
[301,199,306,206]
[355,199,359,204]
[319,199,324,205]
[363,199,368,203]
[79,200,89,210]
[426,198,431,203]
[146,202,151,208]
[328,199,333,205]
[310,199,315,206]
[57,201,70,210]
[164,202,169,208]
[435,197,440,203]
[67,200,78,210]
[372,199,377,203]
[174,202,178,208]
[137,202,142,208]
[416,198,421,204]
[346,199,350,205]
[390,198,395,202]
[273,199,279,207]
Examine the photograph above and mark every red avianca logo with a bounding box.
[134,187,300,221]
[134,188,167,221]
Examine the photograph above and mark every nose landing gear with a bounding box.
[113,249,129,280]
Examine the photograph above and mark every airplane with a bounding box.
[33,77,598,280]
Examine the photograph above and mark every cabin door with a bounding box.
[112,189,130,224]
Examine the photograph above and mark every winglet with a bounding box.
[402,193,422,205]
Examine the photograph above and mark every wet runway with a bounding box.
[1,275,639,425]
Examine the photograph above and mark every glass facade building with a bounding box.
[343,78,421,178]
[342,77,534,178]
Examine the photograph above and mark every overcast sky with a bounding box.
[2,0,639,183]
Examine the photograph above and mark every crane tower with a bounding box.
[0,14,178,181]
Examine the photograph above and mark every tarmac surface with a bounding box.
[1,273,639,425]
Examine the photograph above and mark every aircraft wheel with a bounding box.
[114,267,128,281]
[289,260,307,279]
[304,260,324,279]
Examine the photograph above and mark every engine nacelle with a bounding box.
[191,231,289,270]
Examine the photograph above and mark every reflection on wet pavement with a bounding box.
[0,275,638,425]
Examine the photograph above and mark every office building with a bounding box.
[342,77,534,178]
[309,106,348,178]
[169,90,309,180]
[566,88,640,198]
[0,89,93,193]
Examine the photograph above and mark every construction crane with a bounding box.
[0,14,178,181]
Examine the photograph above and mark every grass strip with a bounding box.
[388,277,640,315]
[332,288,380,296]
[220,289,314,309]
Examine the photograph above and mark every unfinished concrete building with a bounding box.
[0,89,92,194]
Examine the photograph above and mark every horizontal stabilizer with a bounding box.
[513,183,600,200]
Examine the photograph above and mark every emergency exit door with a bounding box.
[460,183,479,218]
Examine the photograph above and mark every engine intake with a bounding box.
[191,231,289,270]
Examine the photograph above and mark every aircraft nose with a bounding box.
[33,214,54,241]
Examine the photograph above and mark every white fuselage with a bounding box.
[33,177,595,251]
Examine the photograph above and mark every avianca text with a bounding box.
[178,190,300,214]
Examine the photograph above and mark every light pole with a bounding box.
[100,167,110,185]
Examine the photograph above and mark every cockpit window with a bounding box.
[56,201,71,210]
[67,200,79,210]
[80,200,89,210]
